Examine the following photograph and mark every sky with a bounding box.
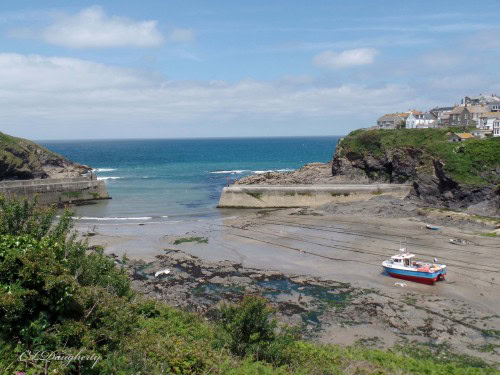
[1,1,500,140]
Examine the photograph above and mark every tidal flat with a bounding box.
[77,204,500,364]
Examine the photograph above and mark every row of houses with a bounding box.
[376,94,500,137]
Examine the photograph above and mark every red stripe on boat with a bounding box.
[386,272,438,285]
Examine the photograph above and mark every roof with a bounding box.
[480,112,500,118]
[377,114,404,122]
[466,105,488,114]
[450,106,468,114]
[430,106,454,112]
[454,133,475,139]
[422,112,437,120]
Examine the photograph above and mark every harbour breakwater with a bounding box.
[0,176,110,205]
[218,184,411,208]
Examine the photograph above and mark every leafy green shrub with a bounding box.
[0,195,59,240]
[218,295,278,357]
[217,295,298,365]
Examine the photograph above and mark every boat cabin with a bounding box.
[390,252,415,267]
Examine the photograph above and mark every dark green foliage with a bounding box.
[217,295,299,366]
[0,195,58,240]
[219,295,276,355]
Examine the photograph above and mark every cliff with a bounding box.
[0,131,90,180]
[332,128,500,214]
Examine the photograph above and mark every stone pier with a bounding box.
[218,184,411,208]
[0,176,110,205]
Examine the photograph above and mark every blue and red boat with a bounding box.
[382,247,447,285]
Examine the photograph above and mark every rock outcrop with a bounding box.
[332,130,499,215]
[0,132,91,180]
[236,129,499,216]
[235,162,342,185]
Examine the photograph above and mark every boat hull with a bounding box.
[383,267,446,285]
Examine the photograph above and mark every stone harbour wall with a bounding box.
[218,184,411,208]
[0,176,110,205]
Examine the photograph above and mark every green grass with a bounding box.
[173,236,209,245]
[339,128,500,186]
[480,232,498,237]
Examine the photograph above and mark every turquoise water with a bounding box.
[40,137,340,220]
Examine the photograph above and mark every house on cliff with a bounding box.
[461,94,500,106]
[449,106,475,127]
[479,112,500,131]
[467,105,489,125]
[429,106,454,126]
[494,119,500,137]
[406,111,437,129]
[376,113,408,129]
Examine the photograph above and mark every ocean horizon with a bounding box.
[40,136,341,221]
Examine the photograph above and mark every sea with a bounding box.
[40,137,340,221]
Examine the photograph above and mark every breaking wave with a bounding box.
[92,168,117,172]
[209,168,295,175]
[76,216,153,221]
[97,176,121,181]
[209,170,249,174]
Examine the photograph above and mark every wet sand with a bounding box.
[77,207,500,363]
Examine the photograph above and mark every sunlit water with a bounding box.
[40,137,340,221]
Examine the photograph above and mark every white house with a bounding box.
[479,112,500,130]
[406,112,437,129]
[494,119,500,137]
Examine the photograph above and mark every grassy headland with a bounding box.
[0,131,89,180]
[338,128,500,186]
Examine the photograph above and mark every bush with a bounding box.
[217,295,298,365]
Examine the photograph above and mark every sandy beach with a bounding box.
[76,200,500,364]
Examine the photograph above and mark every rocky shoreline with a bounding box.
[117,248,356,330]
[235,162,348,185]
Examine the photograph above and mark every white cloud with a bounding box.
[313,48,378,69]
[168,28,195,43]
[42,6,164,48]
[0,53,421,138]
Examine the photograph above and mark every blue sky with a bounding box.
[1,1,500,139]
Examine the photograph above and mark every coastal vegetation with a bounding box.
[0,131,90,180]
[0,195,497,374]
[338,128,500,186]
